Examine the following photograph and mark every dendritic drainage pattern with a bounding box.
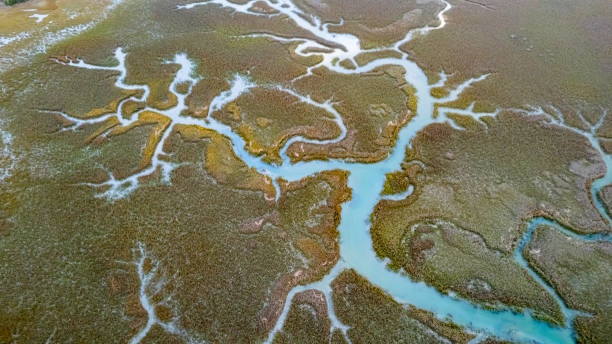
[121,242,203,344]
[42,0,612,342]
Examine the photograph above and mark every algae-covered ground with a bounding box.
[1,0,611,343]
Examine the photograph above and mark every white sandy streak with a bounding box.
[29,14,49,23]
[46,0,596,342]
[128,242,203,344]
[0,0,126,73]
[0,118,17,183]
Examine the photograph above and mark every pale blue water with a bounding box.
[54,0,612,341]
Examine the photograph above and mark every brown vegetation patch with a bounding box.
[331,269,475,343]
[259,170,350,332]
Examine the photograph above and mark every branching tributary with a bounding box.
[47,0,612,342]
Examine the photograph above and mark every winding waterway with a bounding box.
[50,0,612,342]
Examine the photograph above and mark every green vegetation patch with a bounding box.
[381,170,411,195]
[524,226,612,344]
[4,0,28,5]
